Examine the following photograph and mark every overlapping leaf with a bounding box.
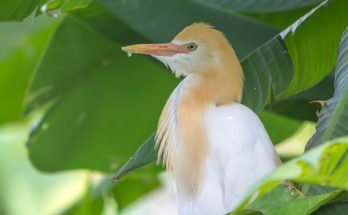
[27,15,177,172]
[281,0,348,97]
[38,0,92,16]
[0,0,38,21]
[307,29,348,150]
[238,186,340,215]
[193,0,322,13]
[0,0,92,21]
[0,16,57,124]
[232,137,348,214]
[97,0,278,59]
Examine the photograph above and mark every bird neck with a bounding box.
[185,56,244,106]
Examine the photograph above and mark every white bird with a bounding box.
[122,23,281,215]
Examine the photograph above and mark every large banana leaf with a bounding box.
[281,0,348,97]
[270,72,334,122]
[193,0,322,13]
[298,27,348,214]
[97,0,278,59]
[37,0,92,15]
[316,202,348,215]
[27,15,177,171]
[0,16,57,124]
[306,28,348,150]
[0,0,38,21]
[237,186,340,215]
[0,0,93,21]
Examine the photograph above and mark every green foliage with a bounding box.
[1,0,348,213]
[116,0,348,179]
[96,0,279,59]
[194,0,322,13]
[0,0,38,21]
[54,0,92,12]
[0,0,92,21]
[114,134,157,179]
[233,137,348,214]
[259,112,302,144]
[0,16,57,124]
[232,28,348,214]
[240,186,340,215]
[27,15,177,172]
[316,202,348,215]
[282,0,348,97]
[307,28,348,150]
[112,172,160,209]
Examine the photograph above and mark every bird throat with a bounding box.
[156,64,243,198]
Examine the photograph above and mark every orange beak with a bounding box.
[121,43,188,56]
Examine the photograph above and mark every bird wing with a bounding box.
[204,103,279,212]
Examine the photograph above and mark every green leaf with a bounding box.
[112,171,160,209]
[280,29,348,212]
[316,202,348,215]
[193,0,326,31]
[113,134,157,179]
[0,16,57,124]
[62,185,104,215]
[312,190,348,214]
[27,15,177,172]
[193,0,322,13]
[282,0,348,97]
[269,100,321,122]
[269,72,334,122]
[245,7,318,30]
[97,0,279,59]
[0,0,38,21]
[62,0,92,11]
[62,168,160,214]
[238,185,340,215]
[235,0,348,110]
[259,112,302,144]
[233,137,348,213]
[240,36,293,111]
[40,0,92,13]
[306,29,348,150]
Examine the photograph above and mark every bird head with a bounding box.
[122,23,239,78]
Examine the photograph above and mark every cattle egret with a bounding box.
[122,23,281,215]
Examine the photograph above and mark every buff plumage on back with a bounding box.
[155,23,244,197]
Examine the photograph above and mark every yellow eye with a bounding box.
[187,42,198,51]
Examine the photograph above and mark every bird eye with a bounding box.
[186,43,198,51]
